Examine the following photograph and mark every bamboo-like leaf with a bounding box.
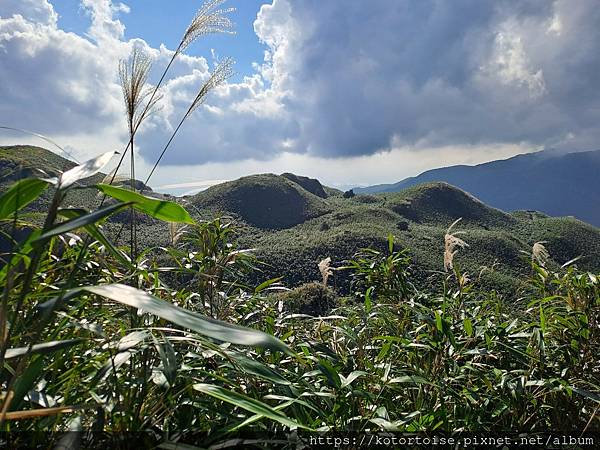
[59,151,117,189]
[82,284,290,353]
[193,383,306,429]
[96,184,195,224]
[317,359,341,389]
[35,202,131,242]
[340,370,368,388]
[224,351,290,385]
[0,179,49,220]
[254,277,283,294]
[4,339,86,360]
[10,356,44,411]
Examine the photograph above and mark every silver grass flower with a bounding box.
[180,0,235,53]
[444,218,469,272]
[186,57,235,117]
[118,47,162,133]
[318,257,333,286]
[532,241,550,267]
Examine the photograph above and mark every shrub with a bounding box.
[279,282,339,316]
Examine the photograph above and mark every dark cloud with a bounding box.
[256,0,600,158]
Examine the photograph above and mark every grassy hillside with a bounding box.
[186,174,600,294]
[2,145,599,296]
[190,174,332,229]
[0,145,161,217]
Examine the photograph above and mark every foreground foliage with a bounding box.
[0,163,598,448]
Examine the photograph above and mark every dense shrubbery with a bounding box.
[277,282,339,316]
[0,164,598,448]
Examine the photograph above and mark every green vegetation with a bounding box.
[0,167,598,447]
[1,2,599,446]
[191,174,332,229]
[4,146,600,296]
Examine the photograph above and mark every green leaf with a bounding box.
[193,383,306,429]
[365,286,373,314]
[463,318,473,337]
[0,178,49,220]
[0,229,41,285]
[388,375,431,385]
[254,277,283,294]
[224,351,290,385]
[82,284,290,353]
[96,331,150,381]
[10,356,44,411]
[59,150,117,189]
[35,202,131,242]
[4,339,86,360]
[96,184,195,224]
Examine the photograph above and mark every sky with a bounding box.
[1,0,599,195]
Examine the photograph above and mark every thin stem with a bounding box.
[141,113,188,193]
[100,43,182,208]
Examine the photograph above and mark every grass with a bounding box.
[191,173,332,229]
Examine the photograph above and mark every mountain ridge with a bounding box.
[354,149,600,226]
[2,144,599,294]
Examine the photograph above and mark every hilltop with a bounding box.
[355,149,600,226]
[190,174,332,229]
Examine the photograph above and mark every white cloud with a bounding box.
[486,31,546,98]
[1,0,600,188]
[0,0,57,25]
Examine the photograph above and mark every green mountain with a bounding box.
[2,145,600,295]
[190,174,332,229]
[355,149,600,227]
[189,176,600,294]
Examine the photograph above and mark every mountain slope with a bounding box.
[355,149,600,226]
[2,145,599,296]
[190,174,332,229]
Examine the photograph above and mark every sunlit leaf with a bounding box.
[82,284,290,353]
[59,150,117,189]
[4,339,86,360]
[96,184,195,224]
[193,383,306,429]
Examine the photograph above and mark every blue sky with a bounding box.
[53,0,267,83]
[1,0,599,194]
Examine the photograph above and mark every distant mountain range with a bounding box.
[355,149,600,227]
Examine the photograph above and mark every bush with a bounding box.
[278,282,339,316]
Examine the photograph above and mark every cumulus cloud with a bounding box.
[250,0,600,158]
[0,0,57,25]
[0,0,126,146]
[1,0,599,178]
